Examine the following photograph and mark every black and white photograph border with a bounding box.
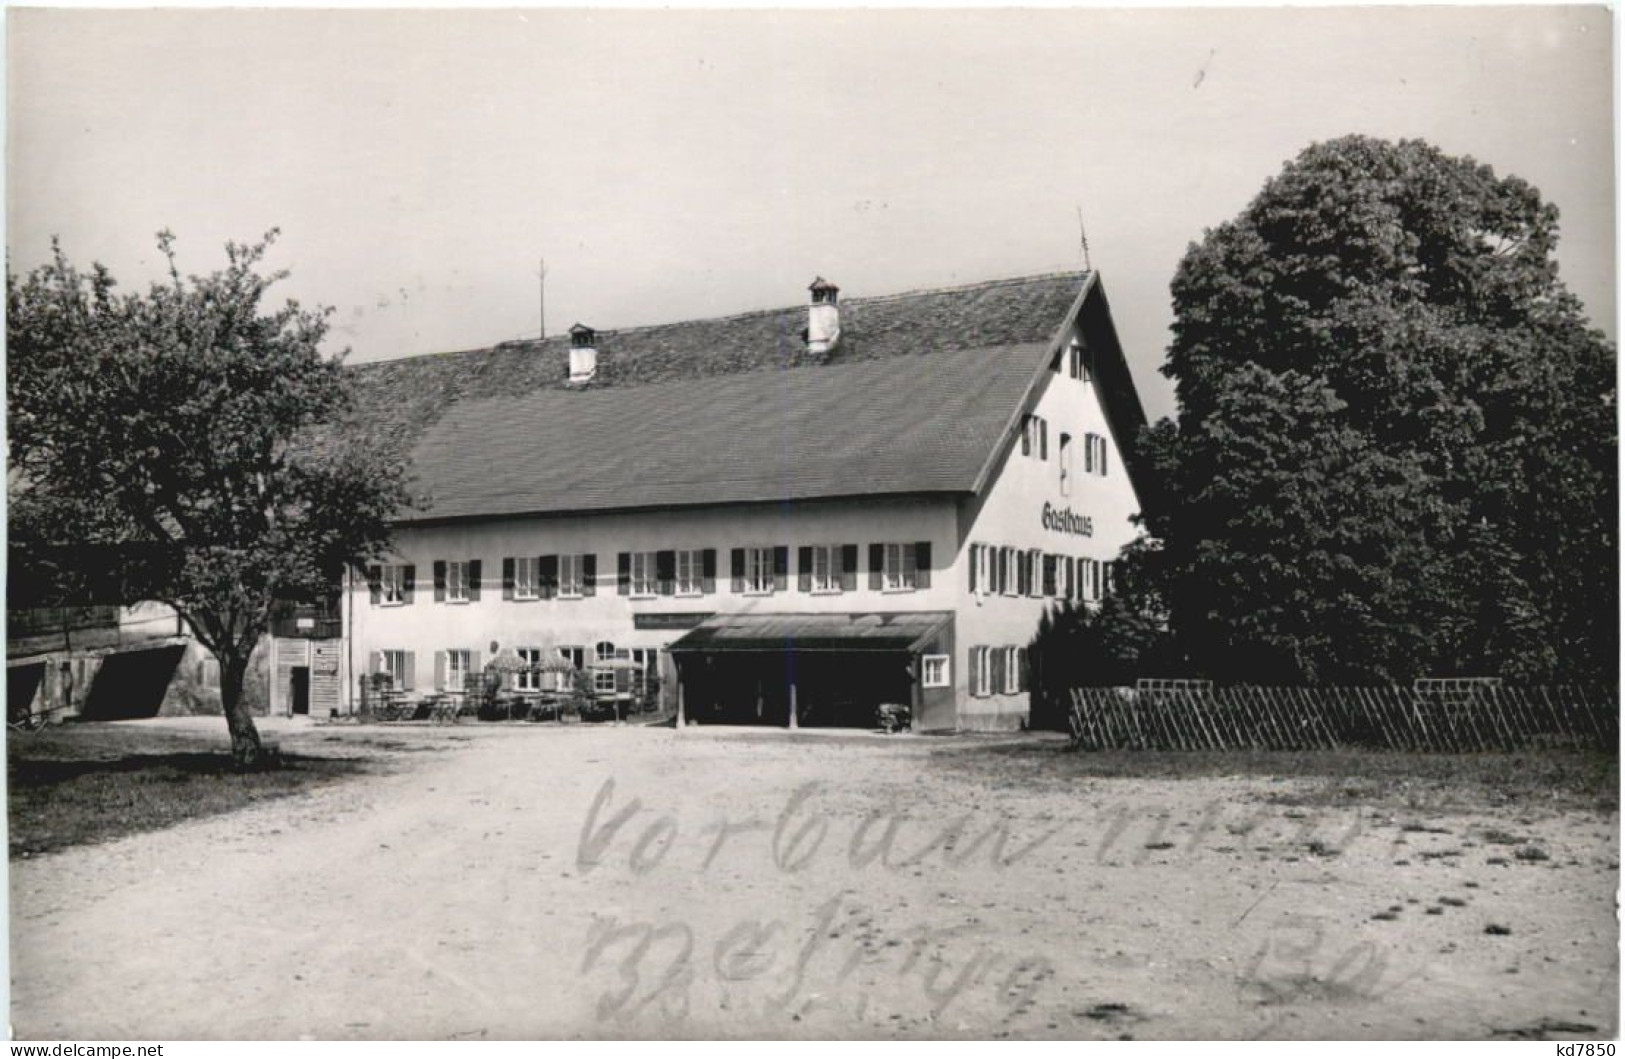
[4,1,1618,1047]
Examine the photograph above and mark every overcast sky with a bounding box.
[8,6,1615,422]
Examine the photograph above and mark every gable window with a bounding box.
[1021,414,1049,460]
[969,543,992,596]
[1084,433,1110,477]
[1000,547,1018,597]
[1068,338,1091,381]
[676,549,705,596]
[513,557,539,600]
[1079,558,1104,602]
[1059,433,1073,496]
[922,655,950,689]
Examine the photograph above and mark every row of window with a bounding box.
[1021,417,1110,493]
[366,542,936,606]
[967,543,1115,602]
[374,643,656,694]
[968,645,1029,697]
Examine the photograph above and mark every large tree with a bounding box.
[8,231,411,764]
[1151,135,1616,684]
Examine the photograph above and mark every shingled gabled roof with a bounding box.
[408,343,1052,521]
[347,272,1088,459]
[341,270,1151,523]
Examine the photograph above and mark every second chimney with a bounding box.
[807,277,841,356]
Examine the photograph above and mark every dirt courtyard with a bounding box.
[9,718,1618,1040]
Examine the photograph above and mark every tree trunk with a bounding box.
[219,652,266,769]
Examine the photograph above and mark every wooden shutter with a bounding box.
[1040,421,1048,460]
[434,650,446,691]
[540,555,558,599]
[403,565,416,604]
[798,547,814,592]
[1021,419,1031,456]
[468,560,482,602]
[915,541,931,589]
[657,550,676,596]
[702,549,717,594]
[618,552,631,596]
[1017,647,1029,692]
[502,558,515,600]
[433,561,447,602]
[772,547,788,592]
[404,651,415,691]
[967,545,979,593]
[968,648,981,698]
[1016,553,1028,596]
[869,543,884,590]
[582,553,597,597]
[730,549,745,593]
[367,566,382,605]
[840,544,858,592]
[1101,439,1109,476]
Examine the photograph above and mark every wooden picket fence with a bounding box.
[1067,683,1618,753]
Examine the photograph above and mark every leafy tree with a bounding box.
[1027,537,1178,727]
[1152,135,1616,683]
[8,231,411,765]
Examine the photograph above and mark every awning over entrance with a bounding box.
[667,611,954,655]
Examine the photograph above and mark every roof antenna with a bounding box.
[1076,207,1092,272]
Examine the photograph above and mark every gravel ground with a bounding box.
[9,718,1618,1040]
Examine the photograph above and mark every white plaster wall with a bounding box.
[948,336,1146,728]
[349,495,961,707]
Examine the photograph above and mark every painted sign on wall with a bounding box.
[1041,502,1093,538]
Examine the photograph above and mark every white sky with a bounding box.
[7,5,1616,422]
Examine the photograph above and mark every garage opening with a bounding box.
[668,612,953,730]
[80,643,186,721]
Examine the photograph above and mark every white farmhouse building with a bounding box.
[289,269,1151,730]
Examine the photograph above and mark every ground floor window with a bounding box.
[378,649,411,690]
[970,646,992,696]
[922,654,949,688]
[1001,646,1021,694]
[444,648,472,691]
[516,647,542,691]
[594,669,617,693]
